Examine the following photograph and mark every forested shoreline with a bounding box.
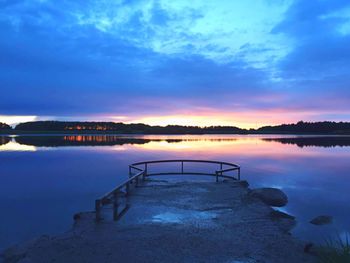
[1,120,350,134]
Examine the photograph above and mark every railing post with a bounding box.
[113,192,119,221]
[126,182,130,196]
[215,171,218,182]
[145,163,148,177]
[220,163,223,177]
[238,167,241,180]
[181,161,184,174]
[129,166,131,178]
[95,199,101,222]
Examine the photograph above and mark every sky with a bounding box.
[1,0,350,128]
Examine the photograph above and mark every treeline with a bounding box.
[14,121,244,134]
[1,120,350,134]
[256,121,350,134]
[0,122,11,130]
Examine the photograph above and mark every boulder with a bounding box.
[309,215,333,225]
[250,188,288,207]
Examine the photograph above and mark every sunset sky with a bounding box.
[1,0,350,128]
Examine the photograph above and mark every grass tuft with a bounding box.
[318,234,350,263]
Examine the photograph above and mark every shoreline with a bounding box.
[2,130,350,136]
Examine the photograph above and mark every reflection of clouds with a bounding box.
[111,146,127,151]
[151,211,216,224]
[0,141,36,152]
[132,136,264,151]
[130,136,350,159]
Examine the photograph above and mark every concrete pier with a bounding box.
[1,179,315,263]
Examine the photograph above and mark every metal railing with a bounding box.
[95,159,241,221]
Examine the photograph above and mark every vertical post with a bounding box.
[126,182,130,196]
[220,163,223,177]
[95,199,101,222]
[181,161,184,174]
[145,163,148,177]
[129,166,131,178]
[113,192,119,221]
[238,167,241,180]
[216,171,218,182]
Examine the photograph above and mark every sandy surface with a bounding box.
[1,179,316,263]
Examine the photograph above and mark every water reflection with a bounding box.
[0,140,36,152]
[0,136,10,145]
[0,135,349,250]
[264,136,350,148]
[14,135,184,147]
[0,135,349,149]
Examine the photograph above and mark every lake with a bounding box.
[0,134,349,250]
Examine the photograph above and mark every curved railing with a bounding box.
[95,160,241,221]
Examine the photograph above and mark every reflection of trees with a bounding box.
[263,137,350,148]
[14,136,238,147]
[0,136,11,145]
[15,136,153,147]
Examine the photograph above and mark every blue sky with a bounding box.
[1,0,350,127]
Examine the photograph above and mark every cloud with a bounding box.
[0,0,349,124]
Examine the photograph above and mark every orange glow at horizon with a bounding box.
[126,111,307,129]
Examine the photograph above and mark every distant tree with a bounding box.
[0,122,11,130]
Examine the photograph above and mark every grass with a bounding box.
[318,234,350,263]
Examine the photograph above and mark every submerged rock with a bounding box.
[309,215,333,225]
[250,187,288,207]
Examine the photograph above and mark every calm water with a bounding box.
[0,135,349,250]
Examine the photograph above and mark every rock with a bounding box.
[270,210,296,233]
[250,188,288,207]
[309,215,332,225]
[270,210,295,220]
